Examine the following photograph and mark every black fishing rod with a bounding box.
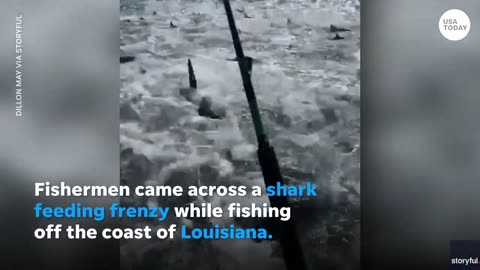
[221,1,307,270]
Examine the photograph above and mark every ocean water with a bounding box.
[120,0,360,269]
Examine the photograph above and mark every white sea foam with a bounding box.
[120,0,359,268]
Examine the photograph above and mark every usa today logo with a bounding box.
[439,9,471,41]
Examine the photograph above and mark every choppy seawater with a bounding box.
[120,0,360,269]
